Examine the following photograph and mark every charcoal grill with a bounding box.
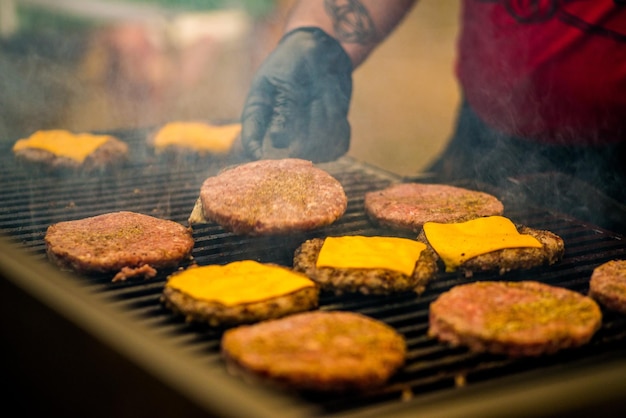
[2,129,626,418]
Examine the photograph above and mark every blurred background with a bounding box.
[0,0,460,176]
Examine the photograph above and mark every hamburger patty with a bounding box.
[429,281,602,357]
[191,158,347,235]
[148,121,241,156]
[293,237,438,295]
[417,225,564,276]
[45,211,194,281]
[162,286,319,327]
[364,183,504,232]
[161,262,319,327]
[221,311,407,392]
[589,259,626,314]
[13,131,128,172]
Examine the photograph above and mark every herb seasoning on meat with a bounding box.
[194,158,347,235]
[428,281,602,357]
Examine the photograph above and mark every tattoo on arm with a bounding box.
[324,0,378,44]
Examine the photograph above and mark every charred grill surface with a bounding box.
[1,129,626,416]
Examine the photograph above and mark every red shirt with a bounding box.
[457,0,626,144]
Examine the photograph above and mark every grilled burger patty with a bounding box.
[429,281,602,357]
[162,286,319,327]
[417,225,564,276]
[13,133,128,172]
[193,158,347,235]
[221,311,407,392]
[364,183,504,232]
[589,259,626,314]
[161,262,319,327]
[45,211,194,281]
[293,237,438,295]
[148,121,241,156]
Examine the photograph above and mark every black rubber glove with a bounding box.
[241,27,353,163]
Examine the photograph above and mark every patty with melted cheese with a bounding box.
[149,121,241,156]
[161,260,319,327]
[13,129,128,172]
[293,236,438,295]
[418,216,564,277]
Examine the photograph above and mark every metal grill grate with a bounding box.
[2,130,626,416]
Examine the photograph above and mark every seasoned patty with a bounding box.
[364,183,504,232]
[45,211,194,281]
[429,281,602,357]
[417,224,564,276]
[161,261,319,327]
[589,259,626,314]
[293,237,438,295]
[221,311,407,392]
[13,129,128,172]
[190,158,347,235]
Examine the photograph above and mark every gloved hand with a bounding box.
[241,27,353,163]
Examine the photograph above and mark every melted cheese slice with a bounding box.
[12,130,111,163]
[166,260,314,306]
[153,122,240,154]
[316,236,426,276]
[423,216,543,272]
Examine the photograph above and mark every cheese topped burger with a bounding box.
[418,215,564,276]
[293,235,438,295]
[13,129,128,172]
[149,121,241,156]
[161,260,319,327]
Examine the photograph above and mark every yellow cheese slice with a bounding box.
[166,260,315,306]
[12,130,111,163]
[153,121,240,154]
[423,216,543,272]
[316,236,427,276]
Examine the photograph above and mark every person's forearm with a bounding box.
[284,0,417,68]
